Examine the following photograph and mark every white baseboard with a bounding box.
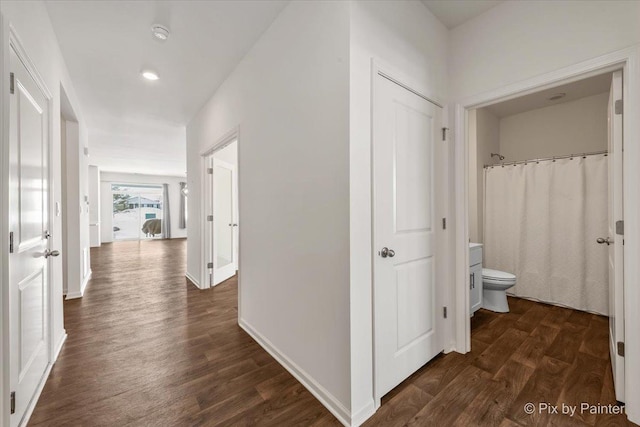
[53,331,67,361]
[81,269,91,294]
[351,400,376,426]
[185,272,201,289]
[239,318,351,426]
[65,269,91,299]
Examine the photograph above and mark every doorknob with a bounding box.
[596,237,614,245]
[379,247,395,258]
[44,249,60,258]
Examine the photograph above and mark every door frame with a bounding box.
[2,25,55,426]
[199,127,240,291]
[452,46,640,421]
[371,60,446,404]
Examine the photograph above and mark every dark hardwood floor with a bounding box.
[30,239,337,426]
[363,297,635,427]
[30,239,634,426]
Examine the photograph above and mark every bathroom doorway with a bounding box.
[464,69,625,403]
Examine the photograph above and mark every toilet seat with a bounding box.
[482,268,516,286]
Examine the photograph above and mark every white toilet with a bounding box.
[482,268,517,313]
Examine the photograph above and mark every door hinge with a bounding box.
[207,215,213,222]
[207,262,213,269]
[9,231,14,253]
[614,99,623,115]
[10,72,15,94]
[207,167,213,174]
[442,218,447,230]
[443,307,447,318]
[616,220,624,236]
[10,391,15,414]
[442,127,449,141]
[617,341,625,357]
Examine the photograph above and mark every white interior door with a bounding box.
[9,47,51,427]
[373,73,444,399]
[212,158,237,285]
[606,69,624,402]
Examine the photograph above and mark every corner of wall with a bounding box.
[239,318,352,426]
[185,271,201,289]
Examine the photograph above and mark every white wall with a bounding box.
[349,1,449,421]
[62,119,92,299]
[88,165,100,247]
[449,1,640,101]
[468,110,478,244]
[187,0,351,421]
[1,1,89,422]
[99,172,187,243]
[499,92,608,161]
[469,108,499,244]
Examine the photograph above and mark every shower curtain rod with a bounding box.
[483,150,608,168]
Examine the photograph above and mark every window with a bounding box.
[112,184,164,240]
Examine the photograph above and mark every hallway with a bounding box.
[29,239,338,426]
[28,239,633,426]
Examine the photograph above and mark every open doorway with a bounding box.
[202,138,238,287]
[465,69,626,411]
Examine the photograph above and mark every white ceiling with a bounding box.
[485,72,613,118]
[46,1,288,176]
[422,0,503,29]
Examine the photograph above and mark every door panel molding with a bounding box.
[373,69,444,400]
[7,25,54,427]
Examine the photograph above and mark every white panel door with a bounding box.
[373,74,444,399]
[606,70,624,402]
[212,159,237,286]
[9,47,51,427]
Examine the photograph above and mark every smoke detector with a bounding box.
[151,24,170,41]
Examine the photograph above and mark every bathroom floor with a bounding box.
[363,296,636,427]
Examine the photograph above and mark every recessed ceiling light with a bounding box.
[151,24,170,41]
[548,93,566,101]
[141,70,159,81]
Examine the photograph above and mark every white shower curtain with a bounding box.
[484,154,609,314]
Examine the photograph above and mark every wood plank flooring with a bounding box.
[29,239,335,426]
[363,297,636,427]
[30,239,635,426]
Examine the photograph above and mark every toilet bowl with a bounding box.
[482,268,517,313]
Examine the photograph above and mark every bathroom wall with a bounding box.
[500,92,609,161]
[468,108,499,244]
[470,92,608,244]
